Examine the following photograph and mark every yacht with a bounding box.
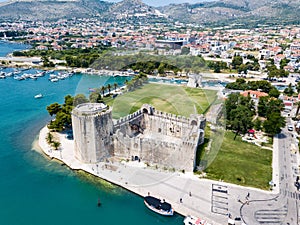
[144,196,173,216]
[34,93,43,99]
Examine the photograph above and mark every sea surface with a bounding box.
[0,41,183,225]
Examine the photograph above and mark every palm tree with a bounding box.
[52,141,61,150]
[100,86,106,96]
[107,83,111,94]
[113,82,118,92]
[295,101,300,118]
[296,82,300,94]
[46,132,53,144]
[294,82,300,118]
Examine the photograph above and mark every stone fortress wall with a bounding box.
[113,104,205,172]
[71,103,205,172]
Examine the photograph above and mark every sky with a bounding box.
[0,0,211,7]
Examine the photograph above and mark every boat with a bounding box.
[50,78,59,82]
[34,93,43,99]
[183,215,212,225]
[144,196,173,216]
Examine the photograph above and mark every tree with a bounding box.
[263,112,286,136]
[113,83,118,91]
[295,102,300,118]
[295,83,300,117]
[268,88,280,98]
[157,63,165,74]
[225,93,240,119]
[52,141,61,150]
[297,82,300,94]
[106,83,111,94]
[100,86,106,96]
[89,92,102,103]
[257,96,269,117]
[238,64,248,74]
[253,118,262,131]
[181,47,190,55]
[266,99,284,115]
[283,83,294,97]
[225,93,255,139]
[73,94,88,106]
[232,55,243,69]
[64,95,74,106]
[213,62,221,73]
[258,97,284,118]
[46,132,53,144]
[46,103,61,116]
[280,57,290,69]
[230,105,254,140]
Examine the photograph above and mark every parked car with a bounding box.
[288,125,293,131]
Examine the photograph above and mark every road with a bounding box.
[237,124,300,225]
[38,120,300,225]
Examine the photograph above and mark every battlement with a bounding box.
[72,103,111,117]
[114,109,143,128]
[72,103,205,172]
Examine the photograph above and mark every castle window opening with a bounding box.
[142,108,148,114]
[158,128,162,133]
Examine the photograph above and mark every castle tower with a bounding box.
[71,103,113,163]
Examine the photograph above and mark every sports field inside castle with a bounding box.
[109,83,218,119]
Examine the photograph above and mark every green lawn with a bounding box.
[108,83,217,119]
[202,131,272,189]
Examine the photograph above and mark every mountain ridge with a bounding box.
[0,0,299,26]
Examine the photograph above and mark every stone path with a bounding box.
[38,126,277,225]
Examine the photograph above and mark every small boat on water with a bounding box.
[144,196,173,216]
[34,93,43,99]
[183,215,211,225]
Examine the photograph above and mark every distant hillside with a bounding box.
[159,0,300,25]
[159,0,300,26]
[0,0,299,26]
[0,0,112,21]
[102,0,167,23]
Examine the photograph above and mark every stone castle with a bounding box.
[71,103,206,172]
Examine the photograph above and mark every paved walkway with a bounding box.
[38,126,275,225]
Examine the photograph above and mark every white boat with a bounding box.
[50,78,59,82]
[144,196,174,216]
[183,215,211,225]
[14,75,24,80]
[5,72,13,77]
[34,94,43,99]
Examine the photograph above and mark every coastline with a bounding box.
[37,125,223,224]
[37,125,274,225]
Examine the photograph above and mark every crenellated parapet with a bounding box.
[72,103,206,172]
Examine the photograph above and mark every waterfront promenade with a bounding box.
[38,126,278,225]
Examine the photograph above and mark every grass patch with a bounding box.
[203,131,272,189]
[109,83,217,119]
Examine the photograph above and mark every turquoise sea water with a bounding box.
[0,42,183,225]
[0,40,31,57]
